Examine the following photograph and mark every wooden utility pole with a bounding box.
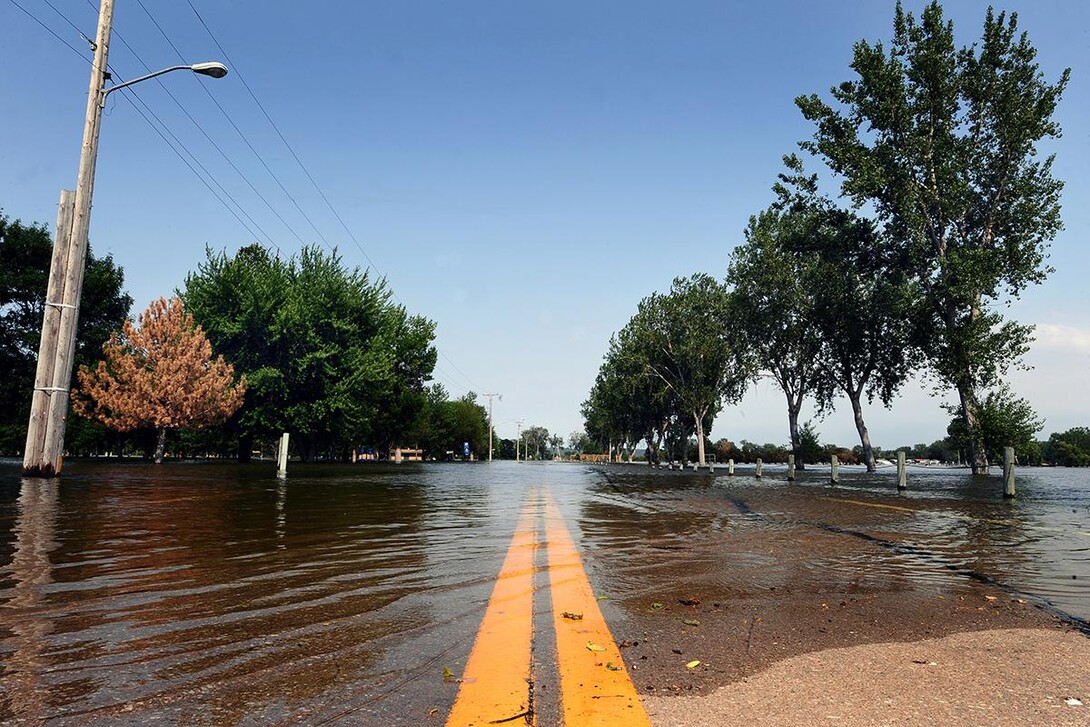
[23,0,115,477]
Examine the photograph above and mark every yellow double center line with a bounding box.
[446,486,651,727]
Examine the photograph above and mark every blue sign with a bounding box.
[463,441,471,457]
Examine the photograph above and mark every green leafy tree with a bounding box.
[522,425,550,460]
[1042,427,1090,467]
[773,163,920,472]
[625,274,749,466]
[0,209,132,454]
[582,334,668,461]
[796,2,1069,473]
[946,384,1043,466]
[728,208,823,467]
[436,392,489,459]
[797,420,824,465]
[182,244,436,460]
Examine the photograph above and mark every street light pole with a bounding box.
[482,393,499,462]
[22,0,228,476]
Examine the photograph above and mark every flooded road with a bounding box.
[1,459,1087,725]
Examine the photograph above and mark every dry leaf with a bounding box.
[686,660,701,669]
[561,611,584,621]
[586,642,607,652]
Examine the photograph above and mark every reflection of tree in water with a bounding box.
[0,480,62,721]
[0,464,438,724]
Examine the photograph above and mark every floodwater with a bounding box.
[0,458,1087,724]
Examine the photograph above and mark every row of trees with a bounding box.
[583,2,1068,473]
[0,220,499,461]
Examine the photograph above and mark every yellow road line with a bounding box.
[446,491,538,727]
[543,492,652,727]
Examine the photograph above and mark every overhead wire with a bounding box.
[8,0,90,60]
[81,0,285,255]
[9,0,262,244]
[184,0,484,394]
[14,0,483,395]
[184,0,381,274]
[132,0,313,255]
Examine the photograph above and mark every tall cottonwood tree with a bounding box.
[796,2,1069,472]
[773,161,919,472]
[72,297,246,462]
[626,274,748,466]
[728,208,824,466]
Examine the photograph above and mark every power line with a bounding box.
[129,0,311,252]
[184,0,379,270]
[9,0,272,248]
[7,0,90,60]
[184,1,483,394]
[18,0,483,395]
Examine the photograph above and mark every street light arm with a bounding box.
[100,62,228,106]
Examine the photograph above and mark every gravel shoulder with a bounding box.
[642,626,1090,726]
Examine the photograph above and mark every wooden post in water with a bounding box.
[787,454,796,482]
[830,454,839,484]
[277,432,290,478]
[1003,446,1016,498]
[728,458,735,476]
[755,458,763,478]
[897,450,907,491]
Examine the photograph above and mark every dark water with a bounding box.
[0,459,1087,724]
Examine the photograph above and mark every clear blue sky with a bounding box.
[3,1,1088,449]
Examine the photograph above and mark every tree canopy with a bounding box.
[584,273,749,465]
[751,160,920,471]
[182,244,437,460]
[796,1,1069,472]
[727,205,823,466]
[72,297,246,462]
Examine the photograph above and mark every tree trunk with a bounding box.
[693,410,707,466]
[237,433,253,463]
[153,427,168,464]
[787,391,805,470]
[958,384,989,474]
[848,390,876,472]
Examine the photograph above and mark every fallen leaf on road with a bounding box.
[586,642,606,652]
[605,661,622,671]
[683,619,700,626]
[679,598,701,606]
[442,667,456,683]
[561,611,584,620]
[686,660,701,669]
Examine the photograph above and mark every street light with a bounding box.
[100,62,229,105]
[22,0,229,476]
